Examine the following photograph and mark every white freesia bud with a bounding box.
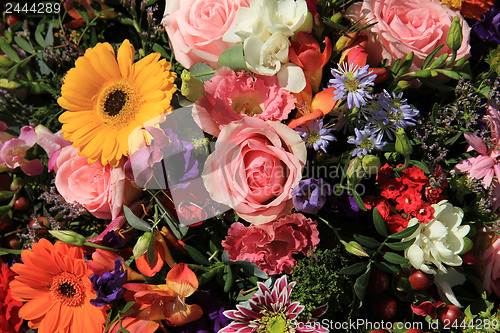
[403,200,470,275]
[276,0,308,33]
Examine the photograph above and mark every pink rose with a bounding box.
[202,117,306,225]
[345,0,471,71]
[162,0,250,69]
[482,233,500,296]
[54,146,142,220]
[222,213,320,274]
[193,67,296,137]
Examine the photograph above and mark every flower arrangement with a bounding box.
[2,0,500,332]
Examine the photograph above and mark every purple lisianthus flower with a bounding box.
[90,258,127,307]
[292,178,331,214]
[472,2,500,44]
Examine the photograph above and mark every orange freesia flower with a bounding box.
[9,239,107,333]
[289,32,332,92]
[441,0,494,19]
[122,263,203,329]
[135,227,176,277]
[87,248,144,282]
[288,84,338,129]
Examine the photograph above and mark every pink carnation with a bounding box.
[192,67,296,137]
[222,213,320,275]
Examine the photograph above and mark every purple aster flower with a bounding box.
[90,258,127,307]
[292,178,331,214]
[328,62,377,109]
[347,127,387,157]
[220,276,329,333]
[472,2,500,44]
[295,119,336,152]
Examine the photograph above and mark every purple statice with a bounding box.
[472,2,500,44]
[90,258,127,307]
[347,127,386,157]
[328,62,377,109]
[292,178,331,214]
[295,119,336,152]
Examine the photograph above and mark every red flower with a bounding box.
[411,301,445,319]
[0,259,23,333]
[424,186,444,204]
[414,203,434,223]
[395,188,423,215]
[400,166,429,191]
[386,214,409,234]
[380,178,403,200]
[376,200,391,220]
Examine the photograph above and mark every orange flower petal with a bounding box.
[164,302,203,327]
[166,263,198,298]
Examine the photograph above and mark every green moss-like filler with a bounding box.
[487,45,500,76]
[290,247,354,320]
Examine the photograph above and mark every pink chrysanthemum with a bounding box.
[220,276,328,333]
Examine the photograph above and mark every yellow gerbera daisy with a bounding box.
[58,39,177,167]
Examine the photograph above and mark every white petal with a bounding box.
[277,63,306,93]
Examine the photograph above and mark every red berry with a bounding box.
[409,269,434,290]
[14,196,29,211]
[0,216,12,232]
[6,13,21,26]
[406,329,424,333]
[2,235,20,250]
[375,296,398,320]
[28,217,49,236]
[368,269,390,294]
[439,305,463,327]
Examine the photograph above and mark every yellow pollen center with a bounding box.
[50,272,86,307]
[97,81,139,127]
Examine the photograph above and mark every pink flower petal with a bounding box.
[18,126,37,148]
[19,159,44,176]
[464,132,487,155]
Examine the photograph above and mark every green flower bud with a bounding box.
[346,156,364,182]
[181,70,205,102]
[446,16,463,52]
[395,128,413,156]
[330,12,343,24]
[133,231,153,259]
[343,240,369,257]
[49,230,86,246]
[362,155,381,176]
[10,177,24,191]
[397,80,412,90]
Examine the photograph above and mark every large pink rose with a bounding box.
[481,233,500,296]
[345,0,471,71]
[202,117,306,225]
[222,213,320,274]
[162,0,250,69]
[54,146,142,220]
[192,66,296,137]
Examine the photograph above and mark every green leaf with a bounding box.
[388,223,419,240]
[421,44,444,69]
[397,51,414,76]
[383,252,409,265]
[75,4,90,24]
[120,301,136,314]
[218,43,248,72]
[0,40,20,62]
[436,69,462,80]
[146,232,155,264]
[354,266,371,301]
[14,36,34,54]
[123,205,152,232]
[35,21,46,48]
[198,269,217,286]
[189,62,215,82]
[353,234,381,248]
[183,244,210,265]
[373,208,388,237]
[0,247,23,255]
[352,190,367,211]
[373,261,400,274]
[152,43,170,59]
[44,23,54,46]
[458,237,473,255]
[223,265,233,292]
[430,53,449,69]
[390,58,402,76]
[409,160,429,174]
[0,191,14,201]
[444,132,462,145]
[385,238,415,251]
[340,261,368,275]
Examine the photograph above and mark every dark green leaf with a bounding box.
[383,252,409,265]
[189,62,215,82]
[340,262,368,275]
[420,78,455,92]
[153,195,188,239]
[0,40,20,62]
[352,190,367,211]
[436,69,462,80]
[385,238,415,251]
[123,205,151,232]
[430,53,449,69]
[198,269,217,286]
[223,265,233,292]
[354,266,371,301]
[14,36,34,54]
[409,160,429,174]
[183,245,210,265]
[120,301,136,314]
[75,5,90,24]
[218,43,248,72]
[373,261,400,274]
[390,58,402,76]
[152,43,170,59]
[146,232,155,264]
[353,234,381,248]
[0,247,23,255]
[444,132,462,145]
[388,223,419,240]
[44,23,54,46]
[35,21,46,48]
[421,44,444,69]
[373,208,388,237]
[7,66,18,82]
[397,52,414,76]
[0,191,14,200]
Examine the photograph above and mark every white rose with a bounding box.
[403,200,470,275]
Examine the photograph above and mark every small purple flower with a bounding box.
[328,62,377,109]
[472,3,500,44]
[90,258,127,307]
[292,178,331,214]
[347,127,387,157]
[295,119,336,152]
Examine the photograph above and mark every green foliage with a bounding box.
[290,247,354,320]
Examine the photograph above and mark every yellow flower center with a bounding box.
[50,272,86,307]
[96,81,139,127]
[441,0,463,9]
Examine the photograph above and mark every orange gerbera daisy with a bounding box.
[58,39,177,167]
[9,239,107,333]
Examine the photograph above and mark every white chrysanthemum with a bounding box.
[403,200,470,275]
